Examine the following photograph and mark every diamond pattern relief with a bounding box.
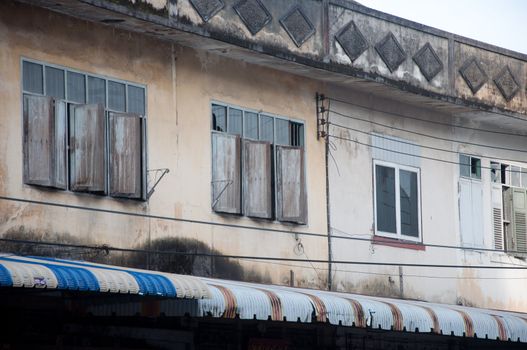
[412,43,443,82]
[234,0,272,35]
[280,6,315,47]
[459,58,487,94]
[375,32,406,72]
[494,66,520,101]
[189,0,224,22]
[335,21,368,62]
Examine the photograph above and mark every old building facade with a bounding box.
[1,0,527,328]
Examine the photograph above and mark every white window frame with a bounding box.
[373,159,422,242]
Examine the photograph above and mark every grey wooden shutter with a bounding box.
[503,188,515,252]
[242,140,272,219]
[109,112,143,199]
[23,95,54,187]
[491,184,504,250]
[69,104,106,193]
[53,100,68,189]
[211,133,241,214]
[276,145,307,224]
[512,188,527,253]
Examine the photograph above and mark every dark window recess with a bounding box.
[127,85,145,115]
[67,71,86,104]
[108,81,126,112]
[471,157,481,179]
[69,104,106,193]
[290,122,304,147]
[228,108,243,136]
[399,169,419,237]
[87,76,106,106]
[212,104,227,132]
[109,112,144,199]
[45,67,65,99]
[23,61,43,94]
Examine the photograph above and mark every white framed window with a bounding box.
[373,160,421,241]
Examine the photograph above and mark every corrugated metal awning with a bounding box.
[2,255,526,343]
[0,255,210,299]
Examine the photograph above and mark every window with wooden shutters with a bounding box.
[512,188,527,254]
[276,145,306,224]
[69,104,106,193]
[23,95,66,189]
[109,112,144,199]
[242,140,272,219]
[211,132,241,214]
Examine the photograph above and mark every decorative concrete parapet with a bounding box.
[17,0,527,116]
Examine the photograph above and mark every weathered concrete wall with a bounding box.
[20,0,526,117]
[327,85,527,312]
[0,1,328,288]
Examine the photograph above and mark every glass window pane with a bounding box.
[45,66,65,99]
[108,81,126,112]
[375,165,397,234]
[67,71,86,103]
[87,76,106,106]
[275,119,290,145]
[244,112,258,139]
[471,157,481,179]
[400,169,419,237]
[212,104,226,132]
[260,115,274,142]
[23,61,43,94]
[491,162,501,183]
[511,166,521,187]
[228,108,242,136]
[127,85,145,115]
[459,154,470,178]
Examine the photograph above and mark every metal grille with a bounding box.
[493,207,503,250]
[515,212,527,253]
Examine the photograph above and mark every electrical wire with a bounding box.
[328,133,527,174]
[2,236,527,270]
[240,259,527,280]
[328,108,527,155]
[329,120,527,164]
[2,195,527,255]
[324,96,527,137]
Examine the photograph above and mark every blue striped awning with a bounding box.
[0,255,210,299]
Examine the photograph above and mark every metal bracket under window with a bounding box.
[211,179,233,209]
[146,168,170,199]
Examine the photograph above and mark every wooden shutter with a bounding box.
[53,100,68,189]
[512,188,527,253]
[109,112,144,199]
[503,187,515,252]
[276,146,307,224]
[491,184,504,250]
[458,179,473,246]
[23,95,66,189]
[23,95,54,187]
[242,140,272,219]
[211,133,241,214]
[69,104,106,193]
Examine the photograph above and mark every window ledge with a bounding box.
[372,236,425,251]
